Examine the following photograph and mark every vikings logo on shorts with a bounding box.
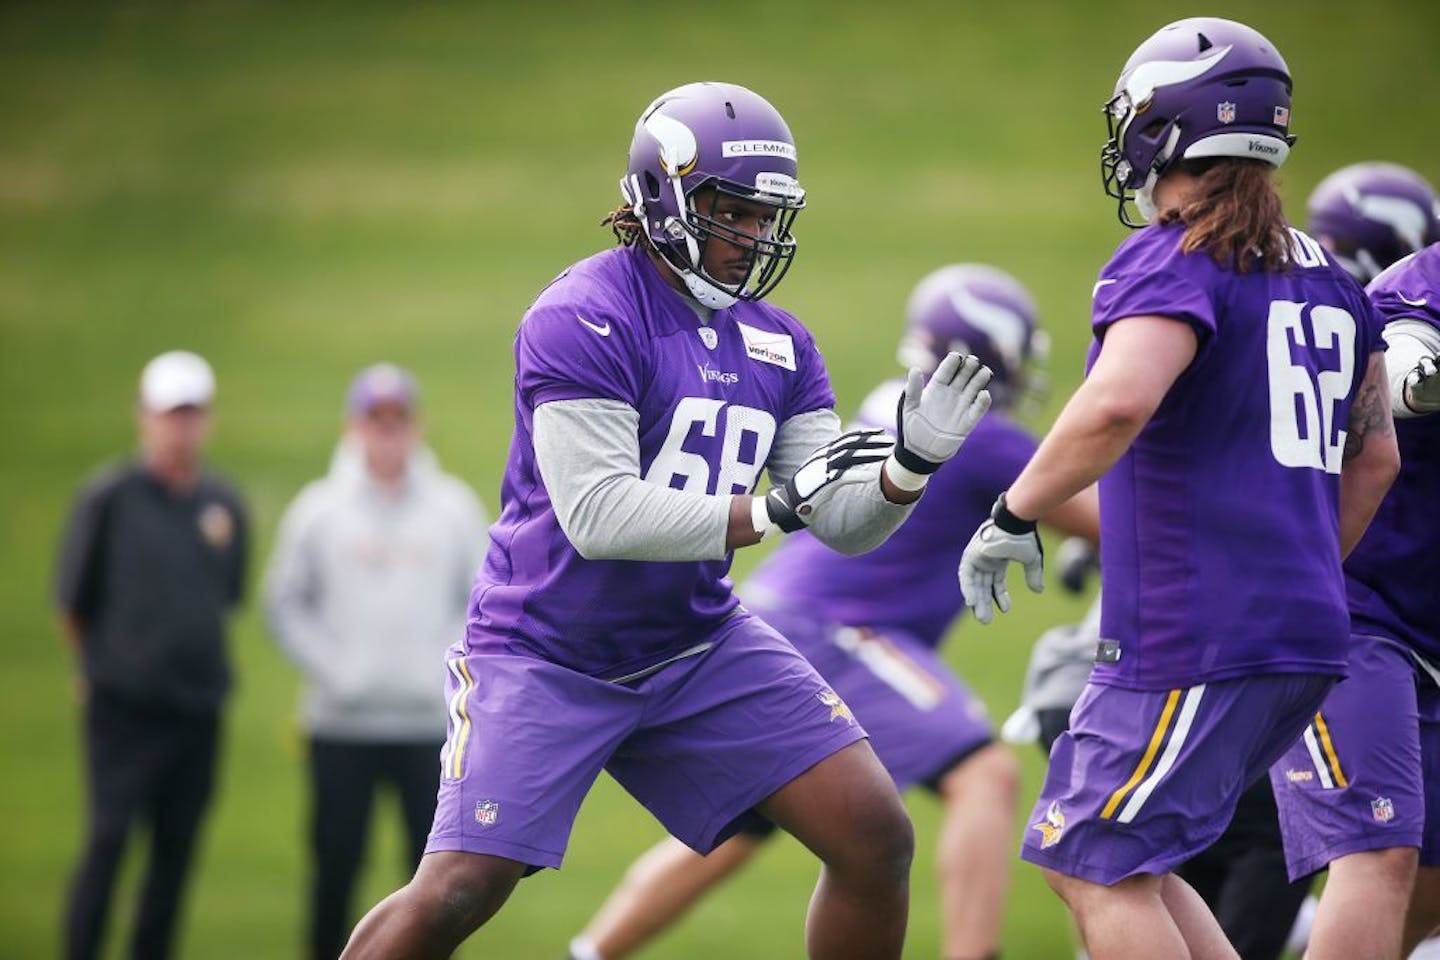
[817,690,854,724]
[474,800,500,826]
[1372,796,1396,824]
[1031,801,1066,849]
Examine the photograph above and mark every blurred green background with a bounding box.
[3,1,1436,956]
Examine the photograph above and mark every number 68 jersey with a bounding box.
[467,244,836,679]
[1087,222,1386,691]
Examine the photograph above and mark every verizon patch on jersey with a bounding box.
[735,321,796,371]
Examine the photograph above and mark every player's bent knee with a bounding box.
[411,851,526,934]
[1333,845,1419,890]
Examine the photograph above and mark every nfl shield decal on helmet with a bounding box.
[474,800,500,826]
[1031,801,1066,849]
[1217,101,1237,124]
[1372,796,1395,823]
[698,326,718,350]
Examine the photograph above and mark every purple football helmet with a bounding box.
[898,264,1046,408]
[1102,18,1295,227]
[1307,162,1440,283]
[620,82,805,309]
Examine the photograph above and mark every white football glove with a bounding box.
[1405,355,1440,414]
[959,493,1045,624]
[892,353,993,482]
[764,429,895,532]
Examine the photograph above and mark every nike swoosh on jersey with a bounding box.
[1093,279,1117,298]
[1397,292,1429,308]
[576,315,611,337]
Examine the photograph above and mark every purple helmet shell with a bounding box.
[898,264,1046,408]
[1307,162,1440,283]
[620,82,805,308]
[1102,18,1295,227]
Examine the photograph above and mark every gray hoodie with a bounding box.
[264,439,488,741]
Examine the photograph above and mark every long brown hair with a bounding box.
[601,203,643,246]
[1158,158,1290,273]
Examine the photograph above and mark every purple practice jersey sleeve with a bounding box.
[1347,244,1440,664]
[1092,232,1218,348]
[1086,223,1385,691]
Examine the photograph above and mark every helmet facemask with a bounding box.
[654,177,804,309]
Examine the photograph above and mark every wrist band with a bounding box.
[883,455,930,493]
[992,491,1038,535]
[751,496,781,540]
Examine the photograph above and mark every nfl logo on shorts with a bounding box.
[1217,101,1237,124]
[1372,796,1395,823]
[474,800,500,826]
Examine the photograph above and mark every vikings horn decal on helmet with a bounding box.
[898,264,1047,409]
[619,81,806,309]
[1307,162,1440,283]
[1101,18,1296,227]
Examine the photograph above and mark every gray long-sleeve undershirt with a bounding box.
[533,399,914,561]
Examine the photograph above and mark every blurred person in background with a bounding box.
[265,363,488,960]
[567,264,1098,960]
[56,350,249,960]
[1307,161,1440,285]
[958,17,1399,958]
[340,81,995,960]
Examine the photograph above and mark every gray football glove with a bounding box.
[1405,355,1440,413]
[765,429,895,532]
[959,493,1045,624]
[893,352,993,476]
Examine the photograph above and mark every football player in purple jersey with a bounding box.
[339,83,994,960]
[1267,241,1440,960]
[1307,162,1440,285]
[566,265,1099,960]
[957,18,1400,958]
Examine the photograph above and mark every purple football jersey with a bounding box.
[1089,223,1386,690]
[1347,244,1440,663]
[744,379,1038,648]
[466,245,835,678]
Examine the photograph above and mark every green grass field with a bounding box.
[3,2,1437,956]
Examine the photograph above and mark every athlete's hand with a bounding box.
[892,353,993,479]
[959,493,1045,624]
[1404,355,1440,413]
[765,429,894,532]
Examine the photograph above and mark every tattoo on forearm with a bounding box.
[1344,357,1395,462]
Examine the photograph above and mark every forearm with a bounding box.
[1384,323,1440,417]
[1338,463,1396,558]
[804,459,917,555]
[536,400,731,561]
[1006,380,1146,520]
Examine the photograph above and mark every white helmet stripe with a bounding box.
[644,112,698,175]
[948,285,1027,370]
[1348,189,1431,253]
[1124,46,1232,104]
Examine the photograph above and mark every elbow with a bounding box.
[1092,393,1153,435]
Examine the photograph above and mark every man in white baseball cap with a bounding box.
[57,349,248,960]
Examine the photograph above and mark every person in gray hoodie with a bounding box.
[264,364,488,960]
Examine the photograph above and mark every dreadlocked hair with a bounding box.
[1158,158,1290,273]
[601,203,644,246]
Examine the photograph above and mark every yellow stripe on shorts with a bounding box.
[1100,687,1182,820]
[1313,711,1348,788]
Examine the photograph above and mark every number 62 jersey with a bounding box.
[1087,222,1386,691]
[467,244,837,680]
